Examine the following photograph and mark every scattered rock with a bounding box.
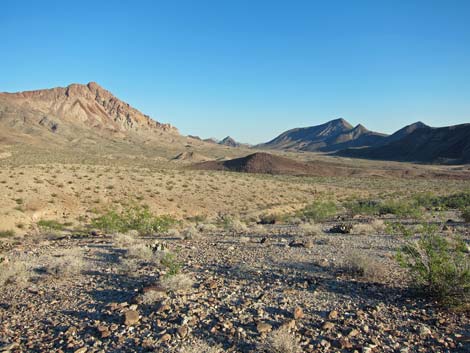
[123,310,140,326]
[257,322,272,334]
[293,307,304,320]
[330,223,353,234]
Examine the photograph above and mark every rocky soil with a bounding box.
[1,223,469,353]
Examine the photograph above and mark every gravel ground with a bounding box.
[0,222,469,353]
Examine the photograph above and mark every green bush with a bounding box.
[160,252,181,278]
[345,199,381,216]
[396,224,470,306]
[345,198,422,218]
[91,204,176,235]
[297,200,337,222]
[380,199,422,218]
[414,192,470,210]
[37,220,65,232]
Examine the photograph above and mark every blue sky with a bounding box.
[1,0,470,143]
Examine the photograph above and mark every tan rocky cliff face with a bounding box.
[0,82,178,135]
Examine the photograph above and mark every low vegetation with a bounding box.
[396,224,470,306]
[91,204,176,235]
[297,200,337,222]
[0,229,15,238]
[37,219,66,232]
[343,250,387,282]
[0,258,32,288]
[259,327,300,353]
[345,198,422,218]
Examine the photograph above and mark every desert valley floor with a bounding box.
[0,147,469,353]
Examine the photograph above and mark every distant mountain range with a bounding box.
[258,118,470,164]
[258,118,387,152]
[337,123,470,164]
[0,83,468,164]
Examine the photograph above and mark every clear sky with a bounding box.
[1,0,470,143]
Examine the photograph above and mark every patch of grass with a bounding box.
[396,224,470,307]
[37,219,65,232]
[91,204,176,235]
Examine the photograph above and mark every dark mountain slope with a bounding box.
[338,124,470,164]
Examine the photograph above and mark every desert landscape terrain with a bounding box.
[0,83,469,353]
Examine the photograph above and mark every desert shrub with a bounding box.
[380,199,422,218]
[0,259,32,287]
[396,224,470,306]
[297,200,337,222]
[141,289,166,304]
[414,192,470,210]
[345,199,381,216]
[229,219,248,234]
[37,219,65,232]
[160,252,181,278]
[258,327,300,353]
[258,214,282,225]
[160,273,194,292]
[353,220,385,235]
[182,225,201,240]
[343,251,387,281]
[43,249,87,277]
[127,243,155,262]
[179,339,222,353]
[0,230,15,238]
[197,223,218,233]
[113,232,139,247]
[91,204,176,235]
[166,228,182,238]
[298,222,322,236]
[346,198,422,218]
[461,207,470,222]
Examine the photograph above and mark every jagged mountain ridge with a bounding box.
[258,118,388,152]
[0,82,178,144]
[337,123,470,164]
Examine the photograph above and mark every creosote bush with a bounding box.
[414,191,470,211]
[396,224,470,306]
[297,200,337,222]
[345,198,422,218]
[160,252,181,278]
[92,203,176,235]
